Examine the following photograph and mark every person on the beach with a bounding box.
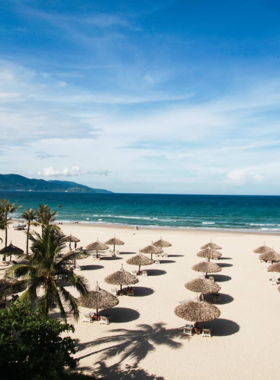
[74,242,77,250]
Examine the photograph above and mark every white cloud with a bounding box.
[227,169,264,184]
[38,166,109,177]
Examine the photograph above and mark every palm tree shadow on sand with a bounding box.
[76,322,186,364]
[75,320,239,379]
[94,362,165,380]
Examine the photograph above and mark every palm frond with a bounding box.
[59,286,79,321]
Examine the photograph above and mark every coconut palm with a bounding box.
[21,208,37,254]
[6,226,89,320]
[0,199,21,247]
[35,204,58,232]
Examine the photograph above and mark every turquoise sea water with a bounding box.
[1,191,280,232]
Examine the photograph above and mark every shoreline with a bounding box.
[14,218,280,235]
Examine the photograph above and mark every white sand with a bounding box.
[2,224,280,379]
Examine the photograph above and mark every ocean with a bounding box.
[1,191,280,232]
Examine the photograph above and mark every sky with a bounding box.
[1,0,280,194]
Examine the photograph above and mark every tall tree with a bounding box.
[6,226,89,320]
[20,208,37,254]
[35,204,58,232]
[0,199,20,247]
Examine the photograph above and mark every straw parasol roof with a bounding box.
[126,253,153,272]
[267,262,280,272]
[192,262,222,274]
[197,248,222,260]
[86,240,109,251]
[61,250,90,262]
[0,243,24,261]
[105,237,125,246]
[259,251,280,262]
[153,237,172,248]
[201,241,222,250]
[0,243,24,255]
[140,244,163,254]
[105,264,139,291]
[65,235,80,243]
[174,300,221,322]
[79,282,119,315]
[185,278,221,294]
[253,244,272,254]
[140,244,163,259]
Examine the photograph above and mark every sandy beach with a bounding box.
[2,223,280,380]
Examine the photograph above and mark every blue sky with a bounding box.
[1,0,280,194]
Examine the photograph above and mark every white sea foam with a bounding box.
[202,222,215,225]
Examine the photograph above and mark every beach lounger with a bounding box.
[100,316,111,325]
[183,324,194,336]
[212,293,221,302]
[269,277,278,285]
[83,314,93,323]
[209,276,215,282]
[131,270,137,276]
[111,288,118,295]
[155,259,160,264]
[142,270,148,277]
[127,288,134,296]
[202,325,212,337]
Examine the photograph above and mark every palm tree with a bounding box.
[6,226,89,320]
[21,208,37,254]
[0,199,21,247]
[35,204,58,233]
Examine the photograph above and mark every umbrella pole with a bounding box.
[139,264,141,275]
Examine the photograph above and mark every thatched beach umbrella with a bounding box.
[61,250,90,267]
[105,236,125,253]
[79,282,119,316]
[65,234,80,243]
[192,262,222,277]
[140,244,163,260]
[105,264,139,293]
[0,243,24,262]
[260,251,280,263]
[174,300,220,324]
[126,253,153,274]
[201,241,222,250]
[197,248,222,261]
[267,262,280,272]
[185,278,221,295]
[153,237,172,248]
[86,240,109,258]
[253,243,272,254]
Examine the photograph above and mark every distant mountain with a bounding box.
[0,174,112,193]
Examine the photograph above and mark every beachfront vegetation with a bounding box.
[0,303,77,380]
[35,204,58,232]
[21,208,37,254]
[0,199,20,248]
[6,226,89,320]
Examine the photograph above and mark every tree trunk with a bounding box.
[26,223,30,254]
[4,211,8,248]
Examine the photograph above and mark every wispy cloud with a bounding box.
[38,166,109,177]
